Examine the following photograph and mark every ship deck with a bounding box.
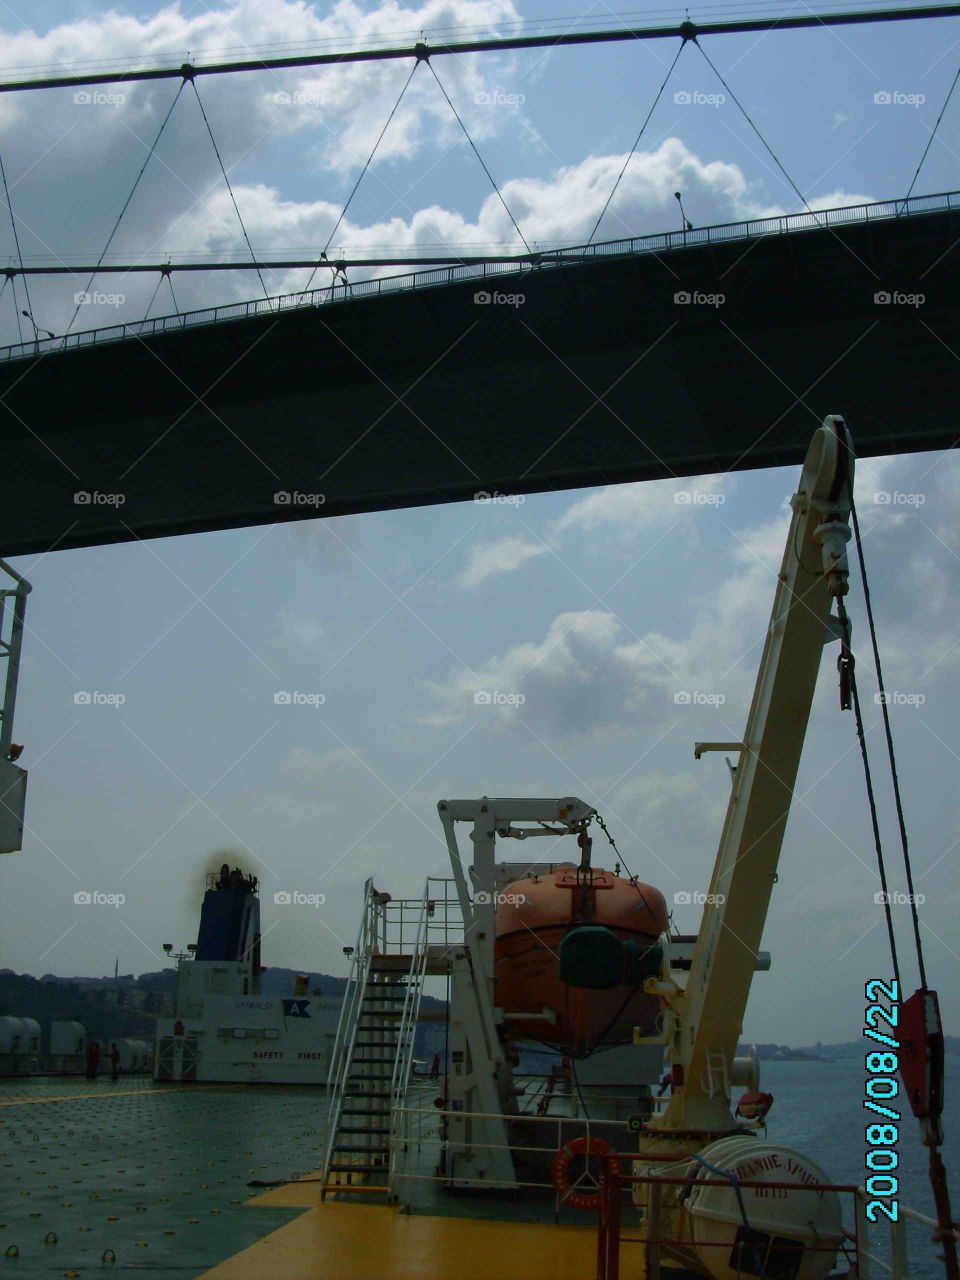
[0,1075,599,1279]
[205,1188,598,1280]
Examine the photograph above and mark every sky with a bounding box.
[0,0,958,1046]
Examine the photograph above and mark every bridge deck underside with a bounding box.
[2,208,957,556]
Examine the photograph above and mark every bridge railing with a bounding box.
[2,188,958,364]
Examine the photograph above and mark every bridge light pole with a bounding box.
[20,310,55,348]
[674,191,693,233]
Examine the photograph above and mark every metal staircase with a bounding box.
[321,877,459,1199]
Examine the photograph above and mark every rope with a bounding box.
[902,59,960,208]
[593,813,666,930]
[690,1153,768,1278]
[570,1057,591,1119]
[835,592,902,993]
[587,39,686,244]
[848,498,928,988]
[426,60,531,254]
[0,149,29,344]
[65,81,185,335]
[693,39,816,220]
[189,77,269,301]
[299,61,422,298]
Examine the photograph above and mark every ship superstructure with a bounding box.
[154,863,342,1084]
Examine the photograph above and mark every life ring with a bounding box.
[735,1090,774,1122]
[551,1135,621,1210]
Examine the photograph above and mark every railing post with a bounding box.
[608,1156,621,1280]
[597,1160,608,1280]
[890,1209,908,1277]
[855,1189,870,1280]
[648,1178,662,1280]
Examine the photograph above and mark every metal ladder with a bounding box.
[322,879,392,1197]
[385,885,442,1197]
[322,878,458,1199]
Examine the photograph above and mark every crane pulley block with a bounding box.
[899,987,944,1146]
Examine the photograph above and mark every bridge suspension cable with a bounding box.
[0,148,31,344]
[426,60,531,254]
[142,271,180,323]
[189,77,269,302]
[693,41,814,218]
[588,39,687,244]
[65,81,185,336]
[298,60,422,297]
[0,5,959,94]
[903,59,960,204]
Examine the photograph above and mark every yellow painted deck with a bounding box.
[200,1182,600,1280]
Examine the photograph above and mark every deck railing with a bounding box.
[389,1101,633,1208]
[1,188,958,364]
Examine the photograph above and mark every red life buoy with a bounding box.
[551,1135,621,1210]
[736,1090,774,1122]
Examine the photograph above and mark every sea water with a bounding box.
[754,1058,960,1279]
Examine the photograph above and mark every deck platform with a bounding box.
[201,1189,598,1280]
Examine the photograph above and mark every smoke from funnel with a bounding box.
[183,848,255,915]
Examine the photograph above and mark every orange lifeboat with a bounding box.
[493,864,668,1058]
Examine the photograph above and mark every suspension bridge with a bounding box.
[1,3,958,556]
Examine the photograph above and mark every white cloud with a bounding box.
[554,473,728,535]
[458,536,547,587]
[254,796,336,825]
[285,745,359,772]
[278,610,325,648]
[424,608,679,740]
[426,448,960,752]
